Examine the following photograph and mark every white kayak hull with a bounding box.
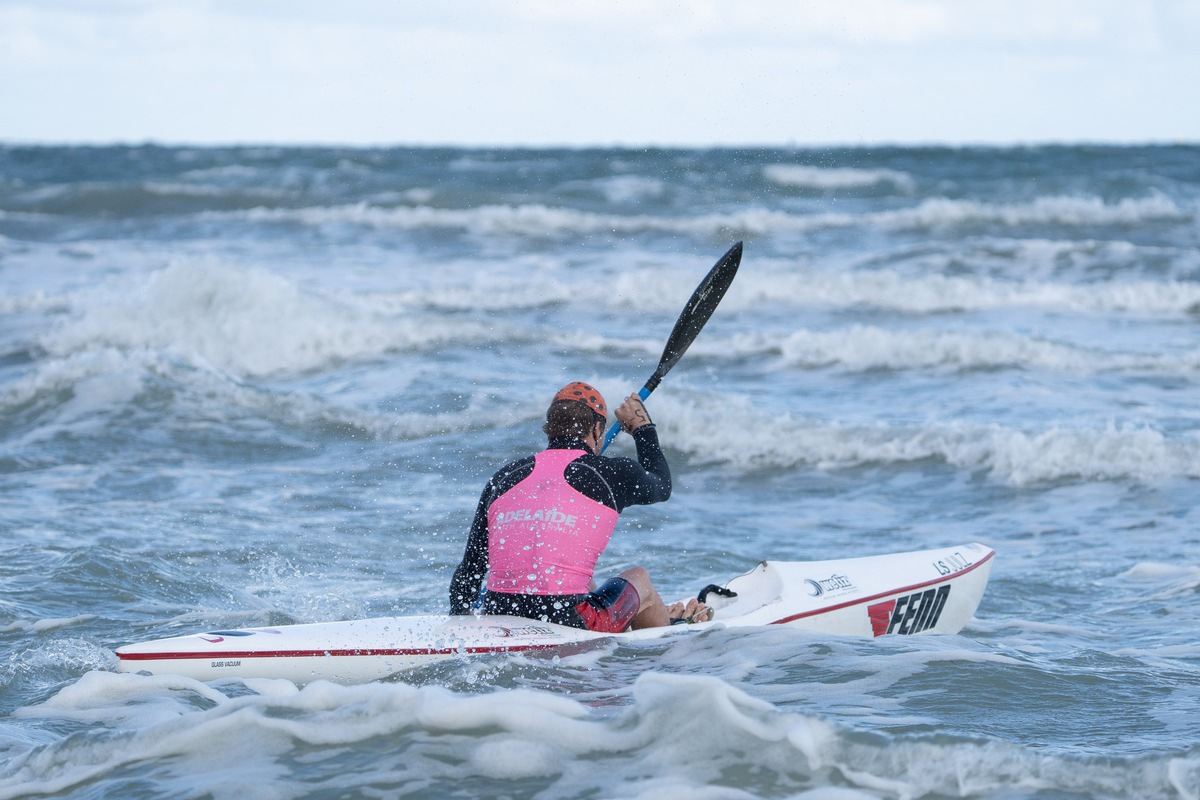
[116,542,995,685]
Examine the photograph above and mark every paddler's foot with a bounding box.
[668,598,714,625]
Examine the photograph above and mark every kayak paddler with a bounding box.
[449,381,711,631]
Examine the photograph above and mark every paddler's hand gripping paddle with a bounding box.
[600,241,743,454]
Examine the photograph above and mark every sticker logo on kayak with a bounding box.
[868,585,951,636]
[495,625,558,638]
[200,630,260,643]
[805,573,854,597]
[933,551,974,576]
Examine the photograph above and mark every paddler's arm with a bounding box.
[624,423,672,505]
[449,487,491,615]
[604,394,671,509]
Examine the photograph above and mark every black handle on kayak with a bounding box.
[698,584,738,604]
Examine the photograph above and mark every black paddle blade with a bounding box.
[645,241,742,392]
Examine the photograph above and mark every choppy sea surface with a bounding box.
[1,144,1199,799]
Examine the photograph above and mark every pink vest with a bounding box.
[487,448,620,595]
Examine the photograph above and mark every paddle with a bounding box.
[600,241,743,453]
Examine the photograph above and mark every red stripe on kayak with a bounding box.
[116,643,562,662]
[767,548,995,626]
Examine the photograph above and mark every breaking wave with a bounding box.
[660,393,1200,486]
[3,672,1196,800]
[715,327,1200,373]
[764,164,916,192]
[217,193,1192,237]
[34,260,522,379]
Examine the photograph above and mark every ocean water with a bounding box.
[1,143,1199,799]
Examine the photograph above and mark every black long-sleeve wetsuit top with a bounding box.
[449,425,671,616]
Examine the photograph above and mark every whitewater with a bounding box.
[1,144,1199,799]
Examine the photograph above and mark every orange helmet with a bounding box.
[552,381,607,419]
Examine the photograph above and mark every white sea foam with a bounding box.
[657,392,1200,485]
[592,175,667,203]
[0,348,150,415]
[0,344,511,449]
[1113,643,1200,661]
[16,670,230,724]
[767,326,1200,373]
[723,269,1200,316]
[773,327,1082,372]
[0,291,71,315]
[383,276,578,312]
[764,165,915,192]
[595,258,1200,319]
[1,639,116,690]
[68,255,1195,343]
[1117,563,1200,599]
[974,618,1104,638]
[567,324,1200,375]
[223,193,1192,237]
[179,164,263,181]
[36,260,514,378]
[5,671,1196,800]
[0,349,158,449]
[1120,562,1200,582]
[878,193,1189,229]
[142,181,288,200]
[0,615,96,634]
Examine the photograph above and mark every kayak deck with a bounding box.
[116,543,995,684]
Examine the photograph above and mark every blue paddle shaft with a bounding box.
[600,386,651,454]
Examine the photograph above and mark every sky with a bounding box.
[1,0,1197,147]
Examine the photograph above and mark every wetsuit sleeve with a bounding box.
[610,424,672,511]
[449,486,491,615]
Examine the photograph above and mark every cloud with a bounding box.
[0,0,1196,145]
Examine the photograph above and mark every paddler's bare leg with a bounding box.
[618,566,709,629]
[617,567,669,628]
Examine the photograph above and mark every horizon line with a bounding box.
[2,136,1197,151]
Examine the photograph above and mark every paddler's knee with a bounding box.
[617,566,659,607]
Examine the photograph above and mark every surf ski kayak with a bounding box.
[116,542,995,685]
